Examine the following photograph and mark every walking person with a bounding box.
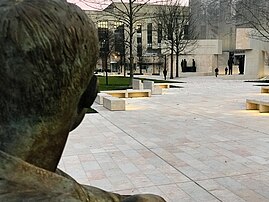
[225,67,228,75]
[192,59,196,68]
[163,68,167,80]
[192,59,196,72]
[238,56,244,74]
[181,59,184,72]
[228,57,233,75]
[215,67,219,77]
[183,59,187,70]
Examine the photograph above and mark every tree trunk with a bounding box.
[105,54,108,85]
[139,58,142,74]
[176,50,179,77]
[170,41,174,79]
[123,54,126,77]
[129,0,134,83]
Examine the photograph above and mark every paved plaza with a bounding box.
[59,75,269,202]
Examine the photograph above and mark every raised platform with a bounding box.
[246,98,269,113]
[103,96,125,111]
[101,89,151,98]
[100,90,127,98]
[180,72,212,78]
[95,93,112,105]
[261,86,269,93]
[126,89,151,98]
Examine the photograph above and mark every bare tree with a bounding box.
[155,0,196,78]
[98,27,115,85]
[78,0,162,82]
[201,0,269,42]
[232,0,269,42]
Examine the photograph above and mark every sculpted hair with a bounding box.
[0,0,98,122]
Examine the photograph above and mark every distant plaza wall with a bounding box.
[164,30,269,79]
[236,28,269,79]
[163,40,223,77]
[86,3,269,79]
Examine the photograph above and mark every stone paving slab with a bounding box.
[59,76,269,202]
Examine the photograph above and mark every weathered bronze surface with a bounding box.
[0,0,165,201]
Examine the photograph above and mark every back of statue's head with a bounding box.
[0,0,98,123]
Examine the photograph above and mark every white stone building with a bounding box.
[86,1,269,79]
[188,0,269,79]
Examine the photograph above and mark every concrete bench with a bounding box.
[100,90,127,98]
[95,93,112,105]
[246,99,269,113]
[143,80,162,95]
[261,86,269,93]
[154,83,170,89]
[132,79,143,90]
[103,96,125,111]
[126,89,151,98]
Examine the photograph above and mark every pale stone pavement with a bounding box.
[59,75,269,202]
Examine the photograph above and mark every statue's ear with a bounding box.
[69,75,98,131]
[78,75,98,109]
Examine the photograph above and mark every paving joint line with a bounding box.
[150,99,269,137]
[98,112,223,202]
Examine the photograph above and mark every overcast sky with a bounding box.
[68,0,189,10]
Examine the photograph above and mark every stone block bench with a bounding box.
[143,80,162,95]
[103,96,125,111]
[126,89,151,98]
[154,83,170,89]
[261,86,269,93]
[100,90,127,98]
[246,99,269,113]
[95,93,112,105]
[132,79,143,90]
[101,89,151,98]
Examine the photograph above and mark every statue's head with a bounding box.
[0,0,99,171]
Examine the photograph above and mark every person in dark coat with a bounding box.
[181,59,184,71]
[228,58,234,75]
[183,59,187,70]
[238,56,244,74]
[215,67,219,77]
[192,59,196,68]
[192,59,196,72]
[225,67,228,75]
[163,68,167,80]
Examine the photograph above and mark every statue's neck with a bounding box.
[0,121,70,172]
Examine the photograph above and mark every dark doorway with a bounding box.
[235,55,245,75]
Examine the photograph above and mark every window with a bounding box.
[157,23,162,48]
[200,25,206,39]
[147,23,152,48]
[114,21,123,29]
[114,24,125,55]
[184,25,189,39]
[137,24,142,38]
[137,24,142,57]
[97,21,108,29]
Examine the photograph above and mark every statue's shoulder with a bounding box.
[0,151,87,201]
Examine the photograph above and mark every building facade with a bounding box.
[189,0,269,78]
[86,3,165,75]
[86,0,269,78]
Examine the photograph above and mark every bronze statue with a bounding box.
[0,0,165,201]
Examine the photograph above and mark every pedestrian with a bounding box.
[215,67,219,77]
[225,67,228,75]
[228,57,233,75]
[238,56,244,74]
[192,59,196,72]
[183,59,187,70]
[163,68,167,80]
[192,59,196,68]
[181,59,184,71]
